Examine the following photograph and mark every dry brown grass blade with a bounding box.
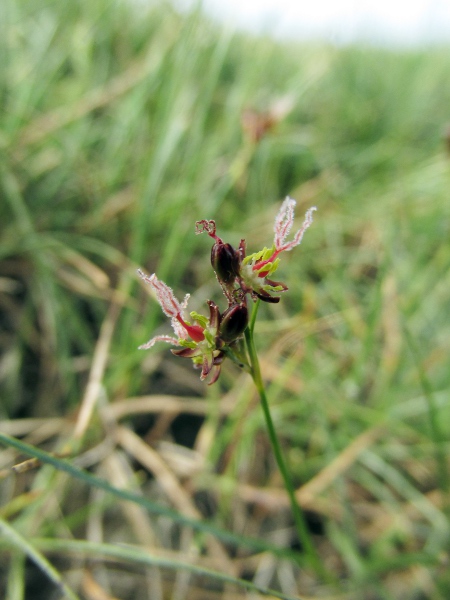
[115,426,198,517]
[106,394,235,420]
[60,248,111,291]
[81,570,122,600]
[101,452,164,600]
[235,482,334,518]
[380,273,402,377]
[103,452,159,546]
[73,293,123,442]
[114,425,237,576]
[0,418,67,438]
[211,425,384,520]
[295,425,384,506]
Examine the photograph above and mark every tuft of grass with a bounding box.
[1,0,450,598]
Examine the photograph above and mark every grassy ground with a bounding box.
[1,0,450,598]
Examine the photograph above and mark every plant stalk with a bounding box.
[244,301,323,573]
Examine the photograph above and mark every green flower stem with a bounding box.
[244,301,322,573]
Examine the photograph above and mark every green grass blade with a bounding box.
[0,433,300,561]
[33,538,303,600]
[0,517,80,600]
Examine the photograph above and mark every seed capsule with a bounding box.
[211,241,240,286]
[219,303,248,342]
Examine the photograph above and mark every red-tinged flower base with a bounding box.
[175,314,205,342]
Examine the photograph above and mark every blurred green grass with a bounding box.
[1,0,450,598]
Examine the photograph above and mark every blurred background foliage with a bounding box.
[1,0,450,598]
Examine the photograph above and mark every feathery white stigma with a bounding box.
[274,197,317,253]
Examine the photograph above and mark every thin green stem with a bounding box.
[244,301,324,574]
[248,298,259,334]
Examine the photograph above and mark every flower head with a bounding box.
[139,197,315,383]
[240,199,316,302]
[196,220,241,303]
[137,270,247,384]
[137,270,205,343]
[197,199,316,304]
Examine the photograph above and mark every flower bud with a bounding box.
[219,303,248,342]
[211,242,240,286]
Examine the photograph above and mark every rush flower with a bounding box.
[137,270,205,345]
[239,199,316,302]
[137,270,247,384]
[139,197,315,383]
[195,219,241,303]
[196,198,316,304]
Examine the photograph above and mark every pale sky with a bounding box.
[184,0,450,44]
